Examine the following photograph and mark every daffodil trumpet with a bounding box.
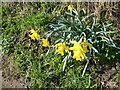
[70,39,92,61]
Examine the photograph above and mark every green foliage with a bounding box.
[116,71,120,81]
[2,3,55,88]
[26,51,99,88]
[43,8,120,78]
[116,62,120,81]
[2,9,54,55]
[2,11,53,75]
[2,2,119,88]
[47,9,119,60]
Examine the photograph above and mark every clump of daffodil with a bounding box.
[55,42,69,56]
[28,29,40,40]
[41,39,50,47]
[69,41,86,61]
[68,5,74,11]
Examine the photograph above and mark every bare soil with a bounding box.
[2,55,25,88]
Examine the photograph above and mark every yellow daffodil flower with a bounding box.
[28,29,40,40]
[28,32,40,40]
[68,5,74,11]
[55,43,69,56]
[70,41,86,61]
[41,39,50,47]
[81,39,92,53]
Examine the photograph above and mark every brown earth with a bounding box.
[93,66,120,88]
[2,55,25,88]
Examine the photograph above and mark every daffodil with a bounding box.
[68,5,74,11]
[70,41,86,61]
[28,29,40,40]
[41,39,50,47]
[81,39,92,53]
[28,32,40,40]
[55,43,69,56]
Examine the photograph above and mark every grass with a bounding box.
[2,2,120,88]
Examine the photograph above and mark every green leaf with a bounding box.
[62,55,68,71]
[92,47,99,54]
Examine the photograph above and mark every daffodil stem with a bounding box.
[82,59,89,77]
[62,55,68,71]
[46,47,50,56]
